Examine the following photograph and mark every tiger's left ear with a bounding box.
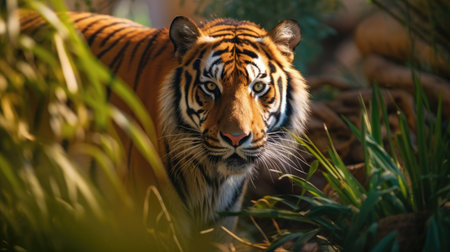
[170,16,201,60]
[268,20,301,62]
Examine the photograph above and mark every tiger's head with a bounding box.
[160,17,309,176]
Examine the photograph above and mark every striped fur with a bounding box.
[20,12,310,234]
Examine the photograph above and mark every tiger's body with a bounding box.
[20,11,309,236]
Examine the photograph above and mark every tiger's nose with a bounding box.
[220,131,251,147]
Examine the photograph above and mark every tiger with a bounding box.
[20,11,310,240]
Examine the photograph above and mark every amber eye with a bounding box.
[252,82,266,94]
[201,82,220,98]
[205,82,218,92]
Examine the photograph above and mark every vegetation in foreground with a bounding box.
[1,0,182,251]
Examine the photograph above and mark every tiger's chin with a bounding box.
[216,154,257,176]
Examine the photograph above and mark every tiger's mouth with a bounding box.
[206,145,263,174]
[215,153,255,174]
[225,153,257,166]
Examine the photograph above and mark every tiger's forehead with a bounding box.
[200,43,268,86]
[195,19,272,85]
[200,18,267,38]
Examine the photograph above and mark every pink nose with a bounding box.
[221,132,249,146]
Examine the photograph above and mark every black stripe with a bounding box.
[88,21,127,46]
[128,36,146,66]
[29,21,48,37]
[211,19,249,27]
[252,134,266,143]
[193,58,202,70]
[133,30,162,91]
[152,42,169,59]
[266,97,276,104]
[184,47,207,67]
[240,49,258,58]
[281,73,294,128]
[100,26,129,47]
[246,61,260,72]
[277,77,283,98]
[173,68,184,126]
[211,27,261,36]
[207,58,223,78]
[269,62,276,72]
[72,13,96,24]
[258,45,285,69]
[81,17,109,34]
[110,41,130,73]
[247,41,260,51]
[195,92,203,106]
[210,33,234,38]
[184,71,200,127]
[97,31,132,59]
[20,14,41,27]
[221,37,255,44]
[212,33,259,38]
[212,48,229,57]
[204,136,221,143]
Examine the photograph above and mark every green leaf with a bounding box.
[370,231,397,252]
[371,85,382,145]
[280,174,325,198]
[0,154,21,192]
[226,208,318,226]
[292,229,320,251]
[375,85,397,164]
[423,214,441,252]
[266,232,304,252]
[306,160,319,181]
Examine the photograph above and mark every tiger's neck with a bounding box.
[165,139,249,229]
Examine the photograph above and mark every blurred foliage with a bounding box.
[199,0,341,74]
[0,0,182,251]
[372,0,450,57]
[113,0,152,26]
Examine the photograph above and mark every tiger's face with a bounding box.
[162,17,309,176]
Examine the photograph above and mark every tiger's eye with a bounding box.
[253,82,265,93]
[205,82,217,92]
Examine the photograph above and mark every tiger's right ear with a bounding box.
[268,19,301,63]
[170,16,200,60]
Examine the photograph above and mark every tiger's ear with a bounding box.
[170,16,201,60]
[268,20,301,62]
